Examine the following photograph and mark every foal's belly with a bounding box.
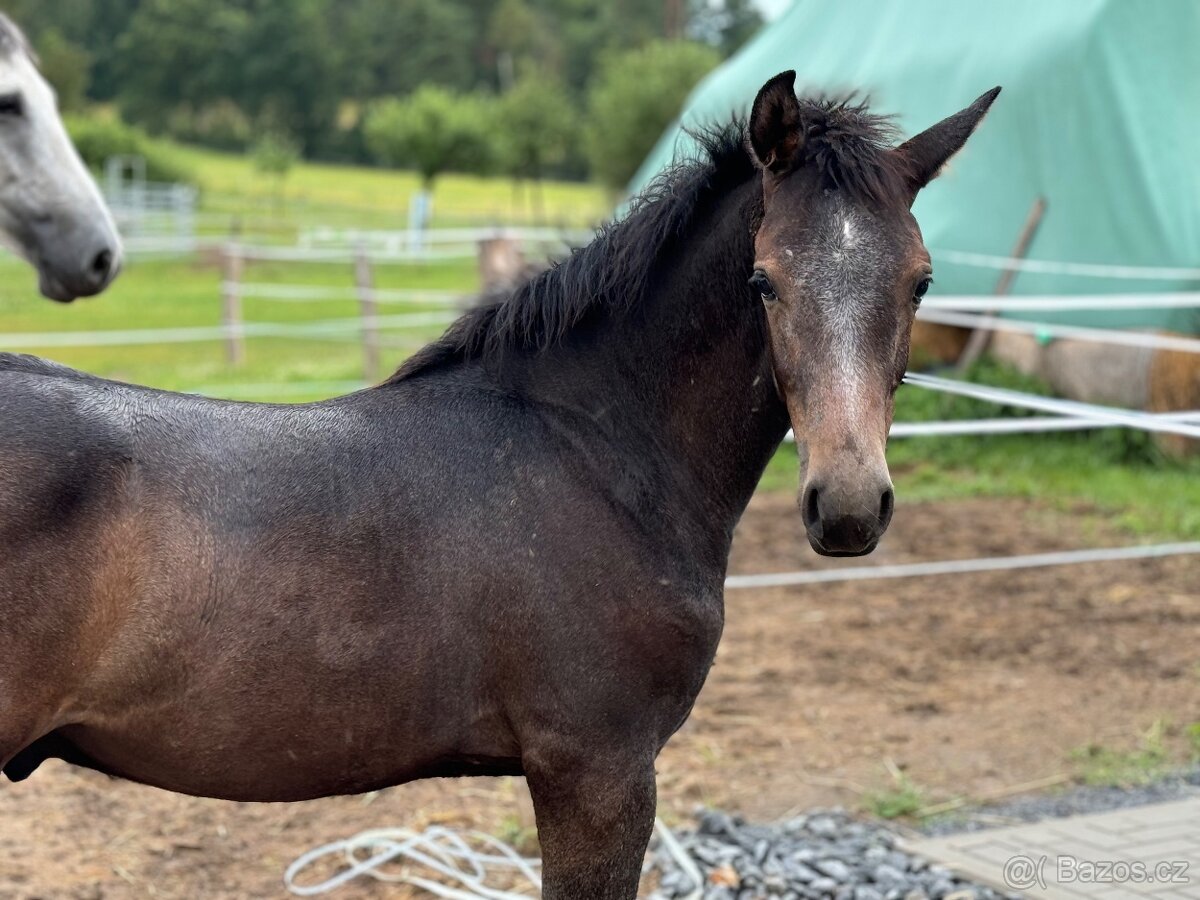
[62,635,524,802]
[64,571,524,802]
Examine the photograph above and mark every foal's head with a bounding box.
[0,14,121,301]
[747,72,998,556]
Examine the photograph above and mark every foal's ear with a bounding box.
[895,87,1001,197]
[748,70,802,174]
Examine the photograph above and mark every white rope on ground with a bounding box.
[903,372,1200,439]
[920,292,1200,312]
[724,541,1200,589]
[916,308,1200,355]
[281,819,694,899]
[932,249,1200,280]
[651,819,704,900]
[283,825,542,898]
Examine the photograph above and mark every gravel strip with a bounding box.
[920,766,1200,836]
[648,809,1020,900]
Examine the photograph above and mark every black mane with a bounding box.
[387,97,903,384]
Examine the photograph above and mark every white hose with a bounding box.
[284,825,542,898]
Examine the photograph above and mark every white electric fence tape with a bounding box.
[916,308,1200,355]
[932,249,1200,280]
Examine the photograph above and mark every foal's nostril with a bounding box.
[879,488,895,525]
[803,486,821,528]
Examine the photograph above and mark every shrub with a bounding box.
[166,100,253,153]
[64,115,194,184]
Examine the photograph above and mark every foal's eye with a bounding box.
[749,270,777,304]
[913,276,932,307]
[0,93,23,117]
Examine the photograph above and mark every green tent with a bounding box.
[630,0,1200,333]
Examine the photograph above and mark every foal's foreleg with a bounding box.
[525,748,656,900]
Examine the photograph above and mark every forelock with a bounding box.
[788,97,910,206]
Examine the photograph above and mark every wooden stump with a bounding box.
[478,235,526,294]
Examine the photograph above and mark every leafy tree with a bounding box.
[495,73,577,182]
[585,40,720,190]
[494,72,578,217]
[252,130,300,211]
[363,87,494,189]
[688,0,764,56]
[1,0,759,166]
[326,0,478,100]
[235,0,338,152]
[35,28,91,112]
[116,0,247,132]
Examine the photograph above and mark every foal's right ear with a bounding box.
[748,71,802,174]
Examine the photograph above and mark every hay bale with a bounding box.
[910,322,970,366]
[989,332,1152,408]
[1148,343,1200,457]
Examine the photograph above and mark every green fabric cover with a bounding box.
[629,0,1200,332]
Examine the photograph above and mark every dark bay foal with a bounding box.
[0,74,997,898]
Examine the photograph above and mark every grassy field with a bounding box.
[171,143,612,238]
[1,147,1196,542]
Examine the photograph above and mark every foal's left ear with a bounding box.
[895,87,1001,198]
[748,70,802,174]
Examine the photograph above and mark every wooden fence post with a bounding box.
[221,239,245,366]
[355,245,380,382]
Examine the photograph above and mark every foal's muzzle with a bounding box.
[800,478,894,557]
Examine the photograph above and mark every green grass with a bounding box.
[0,254,478,398]
[865,772,928,819]
[170,143,611,238]
[1070,721,1173,788]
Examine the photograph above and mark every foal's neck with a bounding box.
[519,176,791,556]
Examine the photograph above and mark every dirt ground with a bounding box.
[1,493,1197,899]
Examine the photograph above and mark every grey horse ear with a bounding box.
[895,87,1001,196]
[748,70,802,174]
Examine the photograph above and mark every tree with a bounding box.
[116,0,337,153]
[494,72,578,206]
[363,86,494,190]
[252,131,300,211]
[585,40,721,190]
[35,28,90,113]
[116,0,247,132]
[687,0,764,56]
[326,0,478,100]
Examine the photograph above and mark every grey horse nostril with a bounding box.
[91,249,113,278]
